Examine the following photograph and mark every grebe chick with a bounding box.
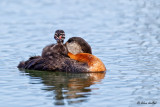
[42,30,68,58]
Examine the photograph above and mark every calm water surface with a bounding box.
[0,0,160,107]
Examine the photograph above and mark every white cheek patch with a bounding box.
[67,42,83,54]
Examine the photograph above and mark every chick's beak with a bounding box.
[59,35,62,40]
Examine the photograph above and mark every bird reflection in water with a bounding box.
[22,70,105,105]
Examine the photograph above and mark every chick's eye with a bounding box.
[55,33,57,36]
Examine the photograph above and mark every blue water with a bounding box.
[1,0,160,107]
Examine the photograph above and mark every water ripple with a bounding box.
[0,0,160,107]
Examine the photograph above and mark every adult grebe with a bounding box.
[65,37,106,72]
[18,30,106,72]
